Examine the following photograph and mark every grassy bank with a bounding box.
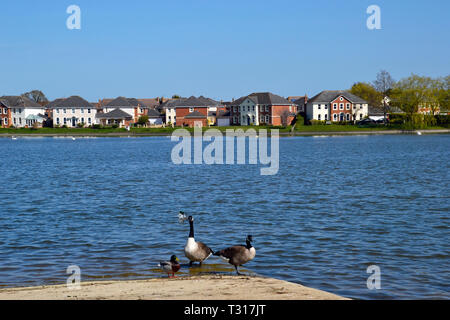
[1,124,449,136]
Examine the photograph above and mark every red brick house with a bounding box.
[174,96,220,127]
[0,98,12,128]
[229,92,297,126]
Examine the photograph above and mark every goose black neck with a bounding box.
[246,240,252,249]
[189,220,194,238]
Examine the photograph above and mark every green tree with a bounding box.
[350,82,383,121]
[137,115,149,126]
[390,74,430,127]
[21,90,48,104]
[172,95,181,99]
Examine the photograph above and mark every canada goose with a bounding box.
[158,255,181,278]
[184,216,213,266]
[214,235,256,275]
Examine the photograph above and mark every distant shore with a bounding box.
[0,128,449,137]
[0,275,347,300]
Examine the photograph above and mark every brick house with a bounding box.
[306,90,368,123]
[229,92,297,126]
[174,96,221,127]
[0,98,12,128]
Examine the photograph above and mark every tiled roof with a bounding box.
[45,96,94,109]
[308,90,367,104]
[96,108,133,119]
[0,95,43,108]
[184,111,207,118]
[162,96,220,108]
[230,92,294,106]
[147,109,162,117]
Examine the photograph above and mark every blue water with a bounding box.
[0,135,448,299]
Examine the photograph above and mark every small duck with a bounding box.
[214,235,256,275]
[184,216,214,266]
[178,211,188,223]
[158,255,181,278]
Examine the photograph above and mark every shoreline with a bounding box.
[0,128,449,138]
[0,275,347,300]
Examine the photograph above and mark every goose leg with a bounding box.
[235,265,242,276]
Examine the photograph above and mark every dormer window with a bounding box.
[340,97,344,101]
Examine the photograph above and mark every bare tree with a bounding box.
[21,90,49,105]
[373,70,395,123]
[280,110,291,127]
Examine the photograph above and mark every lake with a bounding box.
[0,134,448,299]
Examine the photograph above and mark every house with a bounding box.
[216,110,231,126]
[0,96,47,128]
[229,92,297,126]
[173,96,221,127]
[147,108,163,125]
[98,97,148,123]
[306,90,368,123]
[48,96,96,127]
[293,95,308,114]
[96,108,133,127]
[160,99,179,125]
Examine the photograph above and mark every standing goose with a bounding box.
[158,255,181,278]
[184,216,214,266]
[214,235,256,275]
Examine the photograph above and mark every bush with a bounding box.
[77,123,85,128]
[310,120,326,125]
[295,115,304,128]
[62,125,68,129]
[92,124,102,129]
[111,124,119,129]
[436,114,450,126]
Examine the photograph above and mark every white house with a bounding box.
[48,96,97,127]
[99,97,147,123]
[306,90,368,123]
[0,96,47,128]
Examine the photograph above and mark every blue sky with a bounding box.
[0,0,449,102]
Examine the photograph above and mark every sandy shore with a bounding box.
[0,275,347,300]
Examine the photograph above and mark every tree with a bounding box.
[172,95,181,99]
[21,90,48,104]
[373,70,395,122]
[389,74,430,123]
[137,115,149,126]
[350,82,383,109]
[280,110,291,127]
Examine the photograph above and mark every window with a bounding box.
[63,109,66,113]
[265,115,269,123]
[72,109,75,113]
[14,118,16,124]
[81,108,84,113]
[252,115,255,123]
[318,114,321,120]
[140,108,144,113]
[340,97,343,101]
[333,104,337,110]
[346,103,350,110]
[360,114,363,120]
[88,108,91,113]
[318,104,321,110]
[289,106,292,112]
[64,118,67,124]
[56,118,60,125]
[260,105,264,112]
[233,107,237,112]
[265,106,269,112]
[325,114,328,120]
[189,107,194,112]
[13,108,16,114]
[4,118,7,125]
[360,105,363,109]
[18,108,22,113]
[19,118,22,125]
[333,114,337,121]
[56,109,60,114]
[252,106,255,112]
[88,118,91,124]
[325,104,328,109]
[81,118,85,124]
[339,103,344,110]
[260,115,264,123]
[346,114,350,121]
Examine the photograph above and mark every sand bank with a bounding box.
[0,275,347,300]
